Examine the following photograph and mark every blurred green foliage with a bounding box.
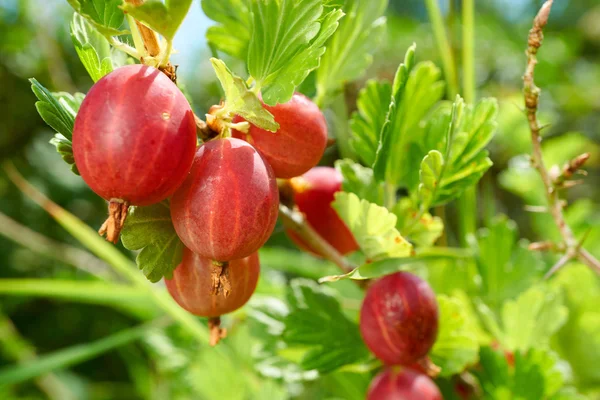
[1,0,600,399]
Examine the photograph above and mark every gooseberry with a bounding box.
[367,368,442,400]
[232,93,328,179]
[165,247,259,317]
[170,137,279,261]
[360,272,439,366]
[286,167,358,255]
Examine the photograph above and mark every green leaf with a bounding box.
[121,202,184,283]
[430,295,479,377]
[392,198,444,247]
[334,159,384,206]
[478,284,568,353]
[332,192,412,262]
[349,79,391,166]
[470,215,545,310]
[373,44,445,186]
[121,0,193,41]
[210,58,278,132]
[417,150,444,211]
[71,12,113,82]
[0,319,165,386]
[247,0,344,105]
[315,0,387,105]
[66,0,127,36]
[202,0,251,59]
[30,80,85,174]
[251,280,369,374]
[474,347,579,400]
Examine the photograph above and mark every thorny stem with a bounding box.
[523,0,600,276]
[279,204,355,275]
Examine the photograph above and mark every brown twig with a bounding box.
[523,0,600,277]
[279,204,354,274]
[208,317,227,346]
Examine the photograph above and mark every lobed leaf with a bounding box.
[121,0,193,41]
[315,0,387,106]
[66,0,127,36]
[30,80,85,174]
[392,198,444,247]
[417,150,444,211]
[250,280,369,374]
[334,159,384,206]
[348,79,391,166]
[332,192,412,262]
[202,0,251,59]
[247,0,343,105]
[210,58,278,132]
[121,202,184,283]
[373,44,445,186]
[430,295,480,377]
[71,12,113,82]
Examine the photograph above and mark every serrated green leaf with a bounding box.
[391,198,444,247]
[349,79,391,166]
[418,150,444,211]
[71,12,113,82]
[121,202,184,283]
[121,0,193,41]
[66,0,127,36]
[247,0,343,105]
[480,284,568,353]
[334,159,384,206]
[315,0,387,106]
[332,192,412,262]
[430,295,479,377]
[374,44,445,185]
[202,0,251,59]
[320,247,472,282]
[282,280,369,372]
[470,215,545,310]
[210,58,278,132]
[30,80,85,174]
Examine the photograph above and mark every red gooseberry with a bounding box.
[286,167,358,256]
[232,93,328,179]
[360,272,439,366]
[367,368,442,400]
[170,137,279,262]
[73,64,196,206]
[165,247,259,317]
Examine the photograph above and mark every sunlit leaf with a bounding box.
[202,0,251,59]
[66,0,127,36]
[71,12,113,82]
[121,0,193,41]
[335,159,384,206]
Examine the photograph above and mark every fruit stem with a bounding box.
[98,200,130,244]
[208,317,227,346]
[279,204,355,275]
[210,261,232,298]
[416,356,441,378]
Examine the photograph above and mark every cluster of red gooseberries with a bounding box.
[71,64,441,399]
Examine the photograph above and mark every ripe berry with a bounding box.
[73,64,196,206]
[170,137,279,261]
[232,93,328,179]
[286,167,358,255]
[360,272,439,366]
[165,247,259,317]
[367,368,442,400]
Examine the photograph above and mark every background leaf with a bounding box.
[66,0,126,36]
[121,202,184,283]
[349,79,391,166]
[210,58,278,132]
[335,159,384,206]
[120,0,193,41]
[430,294,480,376]
[202,0,251,59]
[70,12,113,82]
[315,0,388,106]
[247,0,343,105]
[332,192,412,262]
